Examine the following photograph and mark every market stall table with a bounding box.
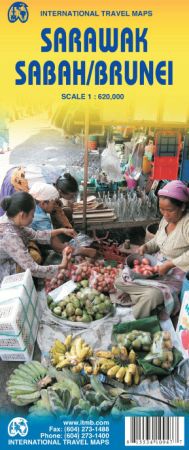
[75,218,160,232]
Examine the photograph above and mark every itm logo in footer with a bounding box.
[8,417,28,437]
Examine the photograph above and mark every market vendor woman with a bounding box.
[0,192,73,286]
[115,180,189,319]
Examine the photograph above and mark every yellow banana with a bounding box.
[71,362,84,373]
[56,359,70,369]
[83,364,93,374]
[134,367,140,385]
[111,346,121,357]
[95,351,113,359]
[119,346,128,361]
[128,350,136,363]
[64,335,73,349]
[107,365,120,378]
[128,364,137,375]
[101,361,115,373]
[116,367,126,382]
[124,370,132,386]
[54,340,66,353]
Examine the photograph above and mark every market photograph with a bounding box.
[0,104,188,424]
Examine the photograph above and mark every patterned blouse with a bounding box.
[0,215,59,285]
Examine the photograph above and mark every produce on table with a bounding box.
[131,257,158,277]
[50,337,142,386]
[45,260,120,294]
[144,331,174,369]
[66,261,94,282]
[47,281,114,322]
[101,242,125,264]
[6,361,52,406]
[89,266,118,293]
[116,330,152,352]
[45,270,67,293]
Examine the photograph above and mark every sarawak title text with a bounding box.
[15,27,173,86]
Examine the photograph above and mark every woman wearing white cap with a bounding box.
[29,182,76,253]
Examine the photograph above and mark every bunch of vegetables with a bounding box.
[116,330,152,352]
[144,331,174,369]
[47,281,114,323]
[89,266,118,293]
[131,257,158,277]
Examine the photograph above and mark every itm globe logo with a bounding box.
[8,417,28,437]
[8,2,29,23]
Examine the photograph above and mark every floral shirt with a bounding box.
[0,215,59,285]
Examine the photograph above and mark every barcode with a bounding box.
[125,417,184,446]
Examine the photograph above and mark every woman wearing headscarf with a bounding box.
[115,180,189,319]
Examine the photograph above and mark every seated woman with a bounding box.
[52,172,79,229]
[29,182,76,254]
[115,180,189,319]
[0,192,73,286]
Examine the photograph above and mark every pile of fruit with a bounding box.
[50,336,142,386]
[45,269,66,293]
[47,281,114,323]
[66,261,93,282]
[116,329,174,370]
[7,360,137,417]
[145,331,174,369]
[131,257,158,278]
[89,266,118,293]
[116,330,152,352]
[45,261,119,294]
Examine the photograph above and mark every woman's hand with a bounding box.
[157,260,175,276]
[57,228,76,238]
[60,245,73,268]
[138,244,148,255]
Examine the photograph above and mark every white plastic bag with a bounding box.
[101,143,122,181]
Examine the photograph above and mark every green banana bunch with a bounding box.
[7,361,52,406]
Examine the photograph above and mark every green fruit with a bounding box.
[66,303,75,316]
[47,295,53,305]
[95,313,104,320]
[75,308,82,316]
[53,306,62,316]
[81,280,89,288]
[82,314,92,323]
[132,339,142,350]
[59,301,66,308]
[93,297,101,305]
[73,299,80,308]
[61,311,68,319]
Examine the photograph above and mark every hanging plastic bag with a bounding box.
[101,143,122,181]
